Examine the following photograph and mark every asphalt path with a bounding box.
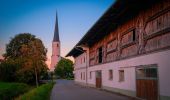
[50,79,136,100]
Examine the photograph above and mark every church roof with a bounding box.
[53,12,60,42]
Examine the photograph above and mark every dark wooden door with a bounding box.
[96,78,102,88]
[136,66,158,100]
[137,79,158,100]
[96,71,102,88]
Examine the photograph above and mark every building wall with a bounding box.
[73,0,170,99]
[87,49,170,98]
[74,53,87,84]
[74,50,170,98]
[74,69,86,84]
[74,53,87,69]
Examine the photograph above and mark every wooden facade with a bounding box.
[89,0,170,66]
[66,1,170,99]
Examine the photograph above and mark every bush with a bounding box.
[54,58,74,79]
[0,82,30,100]
[17,82,54,100]
[66,77,74,80]
[0,59,19,82]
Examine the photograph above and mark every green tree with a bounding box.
[3,33,48,86]
[54,58,74,79]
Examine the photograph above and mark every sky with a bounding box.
[0,0,114,67]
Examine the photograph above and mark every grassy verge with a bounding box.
[0,82,30,100]
[66,77,74,80]
[17,82,54,100]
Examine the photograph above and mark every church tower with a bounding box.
[50,12,60,71]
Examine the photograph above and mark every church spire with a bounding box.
[53,11,60,42]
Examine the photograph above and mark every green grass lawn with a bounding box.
[17,82,54,100]
[0,82,30,100]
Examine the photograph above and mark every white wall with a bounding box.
[74,53,86,69]
[74,52,87,83]
[86,50,170,97]
[74,69,86,83]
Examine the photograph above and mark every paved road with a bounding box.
[50,79,135,100]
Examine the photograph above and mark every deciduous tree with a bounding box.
[54,58,74,79]
[2,33,48,86]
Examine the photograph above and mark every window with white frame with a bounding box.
[84,56,86,63]
[90,71,92,79]
[81,72,82,80]
[136,67,157,79]
[109,70,113,80]
[83,72,85,80]
[119,70,125,82]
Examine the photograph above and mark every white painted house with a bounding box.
[66,0,170,100]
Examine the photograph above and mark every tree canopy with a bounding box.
[54,58,74,79]
[0,33,48,85]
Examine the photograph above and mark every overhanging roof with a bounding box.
[66,0,160,57]
[66,47,85,58]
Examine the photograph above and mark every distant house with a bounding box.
[66,0,170,100]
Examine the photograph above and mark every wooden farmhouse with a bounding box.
[66,0,170,100]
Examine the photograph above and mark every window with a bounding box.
[109,70,113,80]
[137,69,145,78]
[83,72,85,80]
[145,12,169,35]
[98,47,103,63]
[119,70,124,82]
[136,67,157,79]
[84,56,86,63]
[81,72,82,80]
[107,40,117,52]
[74,74,76,79]
[121,29,136,46]
[132,30,136,41]
[145,68,157,78]
[90,72,92,79]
